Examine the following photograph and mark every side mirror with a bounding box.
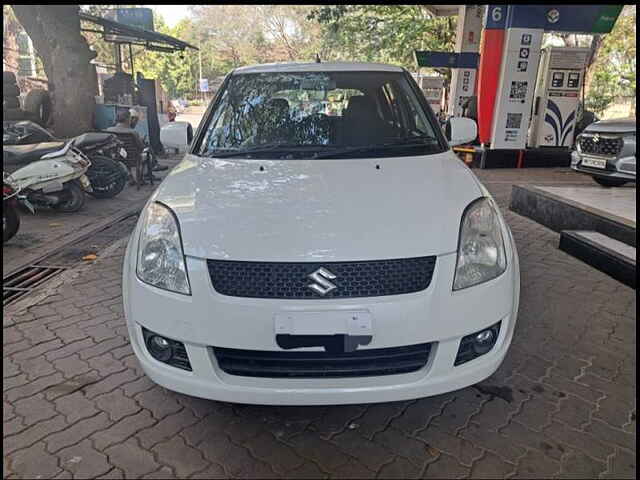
[445,117,477,147]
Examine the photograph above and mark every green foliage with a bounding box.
[134,16,199,98]
[586,70,619,114]
[308,5,457,70]
[586,5,636,115]
[77,5,457,100]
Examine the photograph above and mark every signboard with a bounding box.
[105,8,155,31]
[414,51,479,69]
[104,8,155,44]
[485,5,508,29]
[506,5,622,33]
[490,28,544,149]
[199,78,209,92]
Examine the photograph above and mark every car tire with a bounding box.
[3,96,20,109]
[2,107,42,124]
[23,89,52,126]
[593,177,627,187]
[2,71,18,84]
[3,71,17,85]
[2,107,29,121]
[4,83,20,97]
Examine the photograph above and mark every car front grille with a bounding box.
[578,134,623,157]
[212,343,432,378]
[206,256,437,299]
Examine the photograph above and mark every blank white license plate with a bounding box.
[274,311,373,336]
[582,156,607,169]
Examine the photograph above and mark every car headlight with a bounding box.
[136,202,191,295]
[453,197,507,290]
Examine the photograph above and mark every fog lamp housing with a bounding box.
[455,322,501,366]
[142,327,192,371]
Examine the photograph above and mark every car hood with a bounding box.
[152,152,483,261]
[584,117,636,133]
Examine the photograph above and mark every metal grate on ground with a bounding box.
[3,214,140,308]
[3,265,68,307]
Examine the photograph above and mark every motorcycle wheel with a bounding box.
[52,181,85,213]
[3,203,20,243]
[86,155,127,199]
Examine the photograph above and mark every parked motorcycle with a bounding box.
[3,121,128,199]
[4,142,92,213]
[3,173,21,243]
[71,133,129,198]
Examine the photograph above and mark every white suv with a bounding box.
[123,62,520,405]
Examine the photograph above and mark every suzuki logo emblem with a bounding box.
[307,267,337,296]
[593,134,600,143]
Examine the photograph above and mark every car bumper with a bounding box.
[123,231,520,405]
[571,151,636,182]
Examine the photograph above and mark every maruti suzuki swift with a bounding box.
[123,62,520,405]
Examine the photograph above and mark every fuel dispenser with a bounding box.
[417,76,445,116]
[528,47,590,148]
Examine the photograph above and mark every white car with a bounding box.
[123,62,520,405]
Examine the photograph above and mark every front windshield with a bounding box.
[197,70,445,159]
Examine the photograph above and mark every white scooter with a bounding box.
[4,142,93,213]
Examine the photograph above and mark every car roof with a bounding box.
[233,62,405,74]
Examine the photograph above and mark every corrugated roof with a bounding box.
[79,12,198,52]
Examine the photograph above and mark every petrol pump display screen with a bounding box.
[551,72,565,88]
[567,72,580,88]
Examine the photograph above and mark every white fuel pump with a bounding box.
[528,47,590,148]
[415,75,445,116]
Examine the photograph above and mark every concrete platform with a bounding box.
[510,184,636,247]
[559,230,636,288]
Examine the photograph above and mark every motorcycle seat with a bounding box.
[72,132,116,150]
[3,142,67,168]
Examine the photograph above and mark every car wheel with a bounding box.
[3,96,20,109]
[23,89,52,126]
[3,83,20,97]
[593,177,627,187]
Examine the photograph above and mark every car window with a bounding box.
[197,70,445,159]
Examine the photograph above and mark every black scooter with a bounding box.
[3,121,129,199]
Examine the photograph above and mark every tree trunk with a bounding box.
[583,35,603,96]
[11,5,98,137]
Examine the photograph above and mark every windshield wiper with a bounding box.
[312,136,440,159]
